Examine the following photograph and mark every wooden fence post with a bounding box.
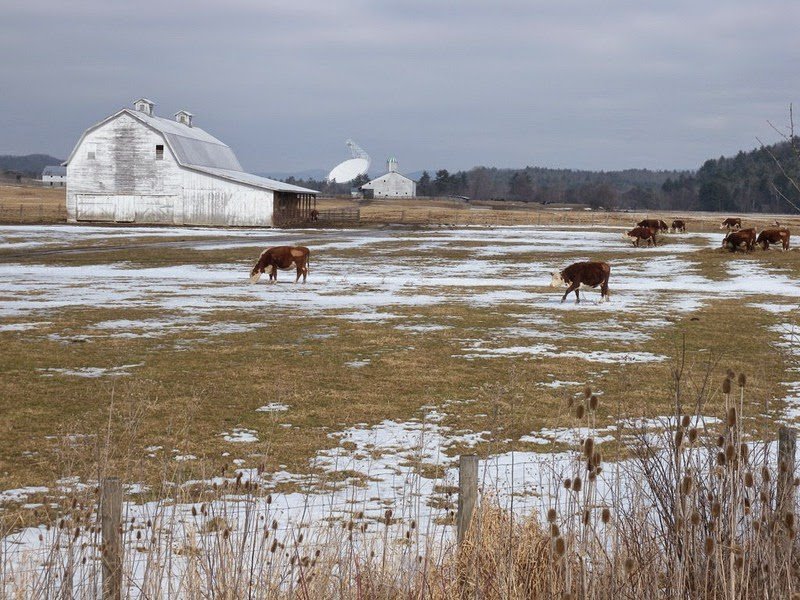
[457,455,479,545]
[777,427,797,516]
[101,477,123,600]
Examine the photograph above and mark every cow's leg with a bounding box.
[561,283,578,303]
[574,288,580,303]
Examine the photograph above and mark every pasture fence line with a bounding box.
[0,202,67,224]
[4,421,800,598]
[457,454,478,545]
[314,207,360,224]
[778,426,797,517]
[101,478,123,600]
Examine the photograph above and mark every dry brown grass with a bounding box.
[0,183,66,223]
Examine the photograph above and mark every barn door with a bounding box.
[76,195,115,222]
[113,196,136,222]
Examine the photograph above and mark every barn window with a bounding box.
[155,144,164,160]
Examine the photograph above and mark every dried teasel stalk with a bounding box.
[722,377,732,394]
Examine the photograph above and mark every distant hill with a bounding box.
[659,139,800,213]
[0,154,64,178]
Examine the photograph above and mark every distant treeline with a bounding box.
[0,154,63,179]
[284,140,800,214]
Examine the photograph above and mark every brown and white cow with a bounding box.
[756,228,791,251]
[626,226,657,247]
[550,261,611,304]
[720,217,742,230]
[637,218,669,232]
[250,246,310,283]
[722,228,756,252]
[671,219,686,233]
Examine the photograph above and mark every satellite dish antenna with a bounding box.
[327,139,371,183]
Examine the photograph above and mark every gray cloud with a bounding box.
[2,0,798,173]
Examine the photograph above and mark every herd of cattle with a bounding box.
[627,217,791,252]
[249,217,792,303]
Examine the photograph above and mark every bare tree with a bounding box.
[757,104,800,213]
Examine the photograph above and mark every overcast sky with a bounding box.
[2,0,798,174]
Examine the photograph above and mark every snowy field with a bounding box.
[2,223,800,593]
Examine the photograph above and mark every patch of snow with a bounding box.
[221,429,259,443]
[256,403,289,413]
[37,363,144,378]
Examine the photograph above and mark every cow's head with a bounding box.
[249,265,262,283]
[549,271,567,288]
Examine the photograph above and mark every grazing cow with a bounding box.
[722,228,756,252]
[626,226,657,247]
[756,228,791,250]
[671,219,686,233]
[720,217,742,230]
[309,209,319,222]
[250,246,310,283]
[637,218,669,232]
[550,261,611,303]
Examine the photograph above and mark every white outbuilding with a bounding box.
[64,98,317,227]
[41,166,66,187]
[360,158,416,198]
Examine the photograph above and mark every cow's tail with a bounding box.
[306,250,310,275]
[602,264,611,301]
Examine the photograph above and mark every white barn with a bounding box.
[64,98,317,227]
[42,166,66,187]
[360,158,416,198]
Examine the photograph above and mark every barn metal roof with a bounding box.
[64,105,318,195]
[192,166,319,194]
[42,166,66,176]
[129,110,243,171]
[362,171,416,187]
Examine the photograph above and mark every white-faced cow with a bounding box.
[722,228,756,252]
[626,226,657,247]
[756,228,791,251]
[550,261,611,304]
[720,217,742,230]
[637,218,668,232]
[250,246,310,283]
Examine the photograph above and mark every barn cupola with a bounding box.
[175,110,193,127]
[133,98,155,117]
[387,157,398,173]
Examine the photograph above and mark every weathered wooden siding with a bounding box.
[67,113,182,222]
[181,170,272,226]
[66,113,273,226]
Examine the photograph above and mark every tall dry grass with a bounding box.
[2,366,799,599]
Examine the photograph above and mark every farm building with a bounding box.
[64,98,317,226]
[41,166,66,187]
[360,158,416,198]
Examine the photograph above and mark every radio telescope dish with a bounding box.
[327,139,371,183]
